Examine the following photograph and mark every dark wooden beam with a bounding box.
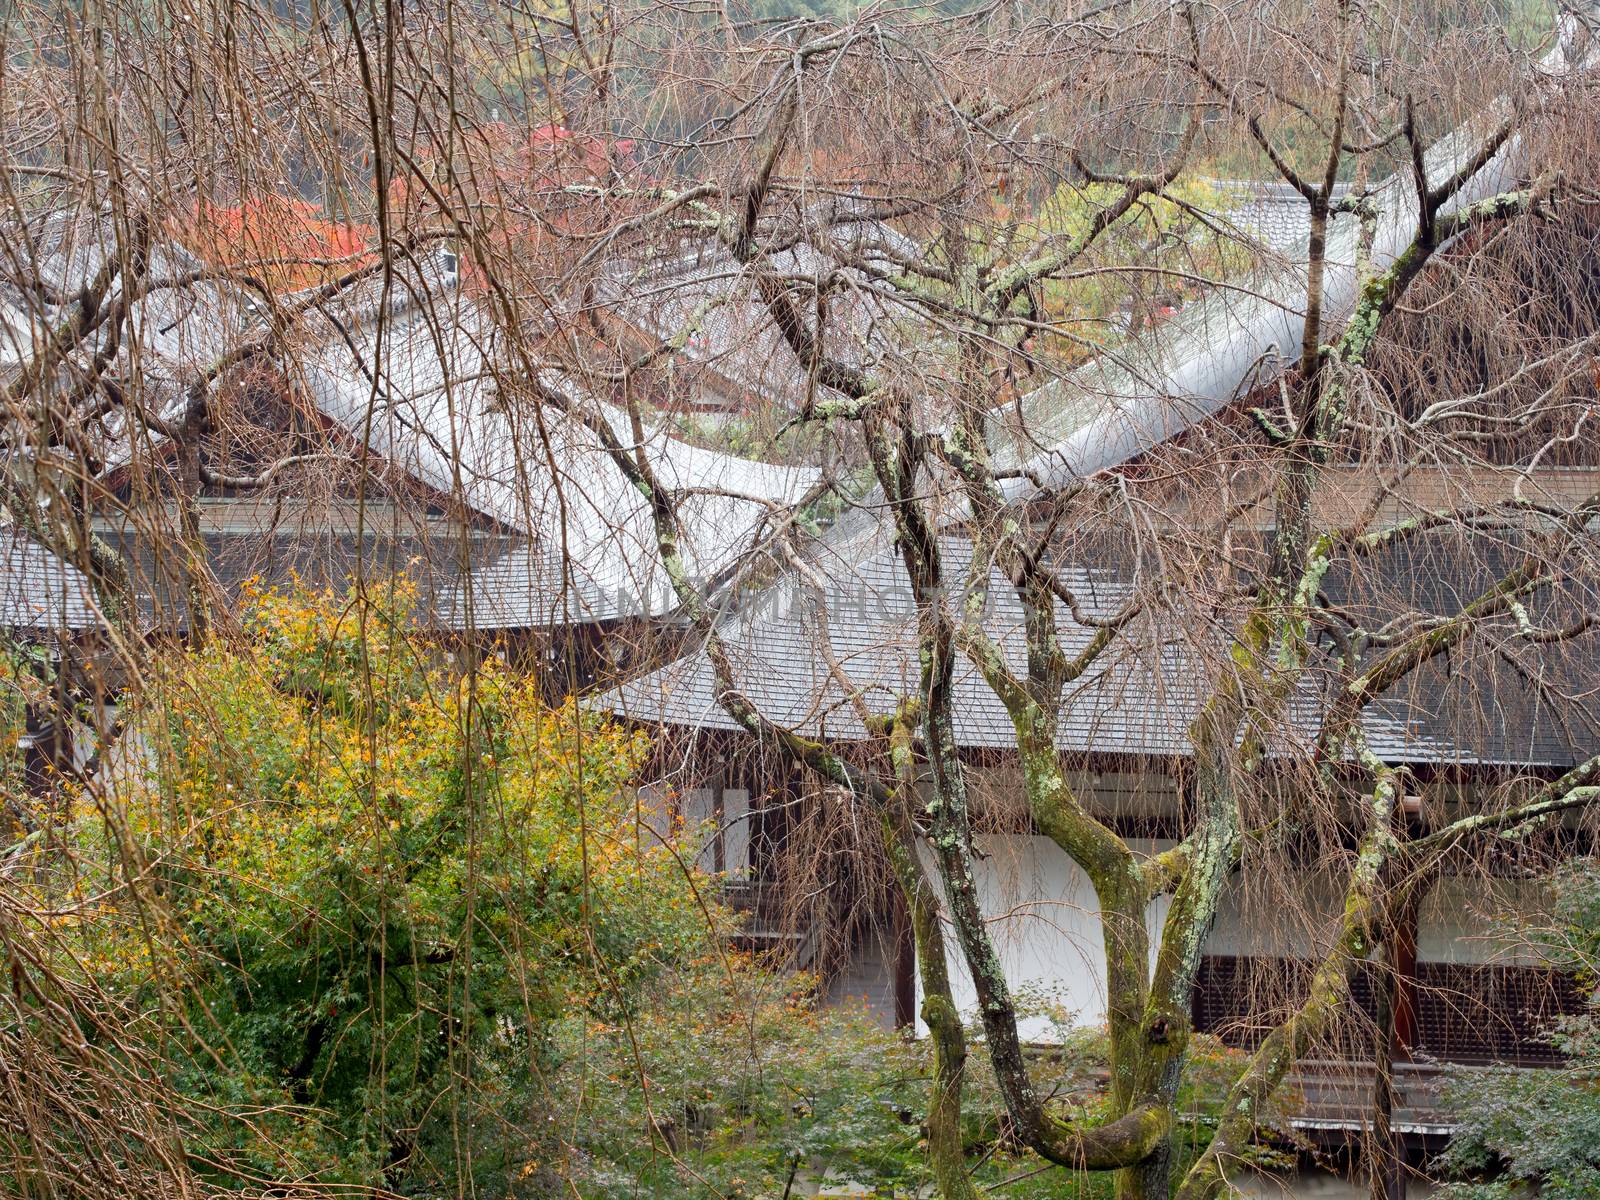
[1371,896,1420,1200]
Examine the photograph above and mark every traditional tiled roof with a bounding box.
[599,222,927,412]
[0,209,255,473]
[596,35,1600,759]
[2,209,824,631]
[601,531,1597,770]
[0,530,101,634]
[434,541,632,629]
[992,30,1588,489]
[100,520,511,632]
[1207,178,1354,257]
[299,269,821,625]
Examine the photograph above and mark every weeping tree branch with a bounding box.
[563,24,1580,1199]
[530,376,891,808]
[1175,752,1407,1200]
[1139,175,1561,1196]
[1315,488,1600,759]
[872,699,982,1200]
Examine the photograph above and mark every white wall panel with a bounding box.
[1417,877,1550,965]
[918,834,1173,1042]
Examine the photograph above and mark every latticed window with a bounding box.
[1193,956,1585,1065]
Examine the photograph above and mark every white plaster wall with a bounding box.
[918,834,1174,1042]
[1417,876,1550,966]
[1205,874,1347,960]
[1204,873,1552,965]
[635,782,675,844]
[681,787,718,872]
[723,788,752,879]
[909,848,1553,1043]
[665,785,754,877]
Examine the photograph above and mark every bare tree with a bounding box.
[546,5,1600,1199]
[2,1,1599,1198]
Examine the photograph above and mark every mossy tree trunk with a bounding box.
[592,43,1589,1199]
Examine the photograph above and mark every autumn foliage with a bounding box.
[16,581,713,1194]
[176,195,379,291]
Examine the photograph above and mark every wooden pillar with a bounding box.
[1391,904,1418,1061]
[892,885,917,1030]
[1371,896,1420,1200]
[21,709,57,799]
[711,750,727,875]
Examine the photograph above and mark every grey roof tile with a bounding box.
[0,530,100,634]
[601,533,1596,770]
[600,224,931,413]
[297,272,820,626]
[0,210,256,473]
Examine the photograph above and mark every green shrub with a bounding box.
[1435,859,1600,1199]
[40,581,712,1195]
